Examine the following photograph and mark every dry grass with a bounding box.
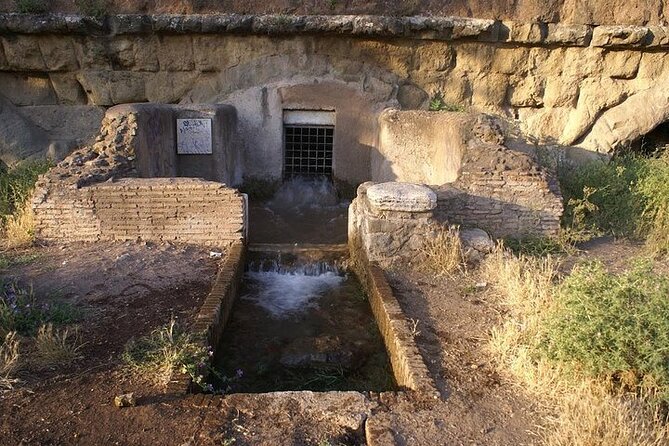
[3,204,35,249]
[545,382,669,446]
[1,331,20,390]
[421,225,465,276]
[484,245,669,446]
[35,323,83,366]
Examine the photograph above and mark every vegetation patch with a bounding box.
[428,91,466,112]
[421,225,465,276]
[0,331,20,390]
[14,0,47,13]
[74,0,108,17]
[0,280,80,338]
[1,160,51,247]
[122,319,214,391]
[560,152,669,255]
[35,323,84,367]
[484,246,669,445]
[540,260,669,400]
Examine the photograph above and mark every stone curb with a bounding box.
[168,241,246,394]
[0,13,666,47]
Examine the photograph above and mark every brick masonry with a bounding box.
[166,241,246,394]
[32,177,246,246]
[353,246,438,396]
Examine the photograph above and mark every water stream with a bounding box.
[248,178,350,244]
[211,179,395,393]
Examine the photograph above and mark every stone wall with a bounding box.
[32,177,246,246]
[374,110,564,238]
[2,14,669,170]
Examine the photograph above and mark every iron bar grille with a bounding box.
[283,125,334,179]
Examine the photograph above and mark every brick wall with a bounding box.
[32,178,246,246]
[435,167,563,238]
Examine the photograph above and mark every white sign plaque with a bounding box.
[177,119,213,154]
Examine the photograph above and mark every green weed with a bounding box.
[504,236,575,257]
[122,319,214,390]
[559,152,669,254]
[539,259,669,401]
[0,252,41,270]
[0,160,50,224]
[14,0,47,13]
[74,0,107,17]
[428,91,466,112]
[0,280,79,338]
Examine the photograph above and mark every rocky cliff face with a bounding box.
[0,0,667,25]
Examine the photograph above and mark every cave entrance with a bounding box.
[629,121,669,156]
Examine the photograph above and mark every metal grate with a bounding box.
[284,125,334,179]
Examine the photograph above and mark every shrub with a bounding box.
[14,0,47,13]
[74,0,107,17]
[0,160,50,223]
[559,155,645,238]
[122,319,213,390]
[484,248,668,445]
[539,260,669,400]
[636,151,669,255]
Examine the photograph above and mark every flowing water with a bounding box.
[211,179,394,393]
[248,178,350,244]
[212,253,395,393]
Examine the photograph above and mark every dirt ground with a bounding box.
[0,237,651,445]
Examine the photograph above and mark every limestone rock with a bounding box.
[366,183,437,213]
[545,24,592,46]
[459,228,494,253]
[114,393,136,408]
[591,26,649,47]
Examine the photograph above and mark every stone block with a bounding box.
[501,21,545,43]
[37,36,78,71]
[471,73,509,108]
[591,26,649,47]
[109,37,160,72]
[603,50,641,79]
[508,75,545,107]
[543,76,579,108]
[455,43,495,73]
[77,71,147,106]
[492,47,530,75]
[366,182,437,213]
[545,24,592,46]
[158,35,194,71]
[145,72,198,103]
[0,73,57,106]
[193,35,230,72]
[1,35,45,70]
[73,37,111,70]
[646,26,669,47]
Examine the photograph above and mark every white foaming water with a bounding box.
[268,177,345,212]
[242,268,345,318]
